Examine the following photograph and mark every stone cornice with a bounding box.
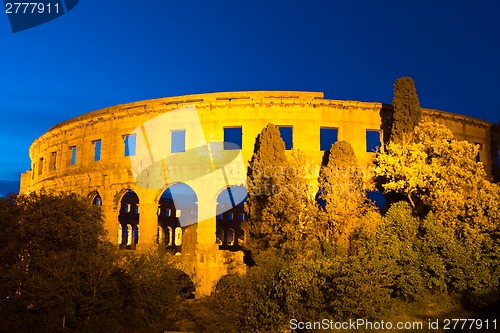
[29,91,493,152]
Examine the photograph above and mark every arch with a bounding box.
[216,185,248,251]
[171,268,196,299]
[174,227,182,246]
[216,227,224,245]
[114,186,142,209]
[117,224,122,245]
[227,228,235,246]
[157,226,163,244]
[214,185,248,206]
[126,224,133,246]
[157,183,198,253]
[153,181,197,204]
[212,273,242,296]
[134,225,139,244]
[118,189,140,250]
[237,228,245,245]
[88,190,102,206]
[166,226,173,246]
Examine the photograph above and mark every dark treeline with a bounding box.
[0,193,194,332]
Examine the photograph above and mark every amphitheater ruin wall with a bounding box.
[19,91,499,295]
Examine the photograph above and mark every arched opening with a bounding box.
[88,191,102,206]
[216,227,225,245]
[118,190,139,250]
[216,186,247,251]
[157,183,197,253]
[92,194,102,206]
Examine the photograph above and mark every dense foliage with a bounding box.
[0,192,193,332]
[376,122,500,305]
[203,121,499,332]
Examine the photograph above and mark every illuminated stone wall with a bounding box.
[19,91,496,295]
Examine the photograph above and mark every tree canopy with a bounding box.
[375,122,499,227]
[0,192,193,332]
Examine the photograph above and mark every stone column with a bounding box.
[101,200,120,245]
[195,196,217,249]
[193,195,224,296]
[136,199,159,252]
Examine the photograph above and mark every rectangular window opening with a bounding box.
[50,152,57,171]
[171,130,186,153]
[224,127,242,150]
[278,126,293,150]
[124,134,136,157]
[93,139,101,161]
[366,130,381,152]
[320,127,338,151]
[38,157,44,176]
[70,146,77,166]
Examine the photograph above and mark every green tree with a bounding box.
[317,140,378,255]
[0,192,123,331]
[258,151,318,256]
[0,192,195,332]
[246,124,316,257]
[246,123,287,246]
[391,76,422,144]
[216,235,394,331]
[375,122,500,305]
[376,201,428,301]
[118,247,195,329]
[375,122,498,225]
[377,201,500,305]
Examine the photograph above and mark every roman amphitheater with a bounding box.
[19,91,499,295]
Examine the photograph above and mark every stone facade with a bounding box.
[19,91,499,295]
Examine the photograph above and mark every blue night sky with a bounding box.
[1,0,499,195]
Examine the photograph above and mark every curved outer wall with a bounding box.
[19,91,497,295]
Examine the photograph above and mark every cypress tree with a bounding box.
[246,123,287,209]
[246,124,316,256]
[245,123,287,251]
[391,77,422,144]
[317,141,375,254]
